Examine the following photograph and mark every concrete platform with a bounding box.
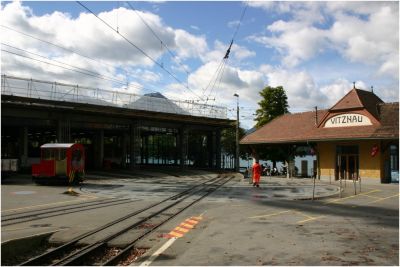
[134,178,399,266]
[1,171,398,265]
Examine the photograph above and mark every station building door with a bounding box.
[336,145,359,180]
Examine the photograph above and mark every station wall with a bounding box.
[318,140,387,183]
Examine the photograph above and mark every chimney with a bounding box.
[315,106,318,126]
[353,81,356,89]
[371,86,374,93]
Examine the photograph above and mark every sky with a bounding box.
[1,0,399,129]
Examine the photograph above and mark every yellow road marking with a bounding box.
[324,189,381,204]
[185,219,198,224]
[297,216,326,224]
[249,210,291,219]
[295,211,314,220]
[191,216,203,220]
[364,193,400,204]
[1,196,98,213]
[174,227,189,233]
[180,223,194,229]
[360,194,382,199]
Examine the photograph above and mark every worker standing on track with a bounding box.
[252,160,261,188]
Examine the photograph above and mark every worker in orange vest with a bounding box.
[252,160,261,188]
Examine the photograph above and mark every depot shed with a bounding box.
[240,87,399,184]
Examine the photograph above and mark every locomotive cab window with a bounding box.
[55,149,67,161]
[42,149,55,160]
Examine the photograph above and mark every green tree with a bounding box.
[250,86,290,168]
[221,124,247,159]
[254,86,289,128]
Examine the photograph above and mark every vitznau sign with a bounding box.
[324,113,372,128]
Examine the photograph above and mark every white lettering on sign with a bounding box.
[324,113,372,128]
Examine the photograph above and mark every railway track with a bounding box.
[20,174,234,266]
[1,198,137,226]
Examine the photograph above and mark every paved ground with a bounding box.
[1,170,398,266]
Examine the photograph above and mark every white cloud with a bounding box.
[260,21,328,67]
[250,2,399,78]
[319,79,354,107]
[0,1,210,95]
[201,40,256,64]
[174,29,208,59]
[260,67,382,111]
[266,68,322,109]
[164,60,265,109]
[227,20,240,29]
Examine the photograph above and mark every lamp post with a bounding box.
[233,93,239,172]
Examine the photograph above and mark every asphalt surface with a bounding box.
[1,170,398,266]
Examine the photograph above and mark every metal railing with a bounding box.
[1,75,227,119]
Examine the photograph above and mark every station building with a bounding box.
[241,87,399,184]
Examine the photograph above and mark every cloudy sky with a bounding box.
[1,1,399,129]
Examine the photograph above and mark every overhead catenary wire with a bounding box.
[1,49,157,93]
[0,25,161,94]
[125,1,191,77]
[1,43,133,88]
[2,49,130,86]
[200,59,226,97]
[202,1,248,105]
[76,1,204,101]
[1,25,118,75]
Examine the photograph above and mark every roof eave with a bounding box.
[240,136,399,145]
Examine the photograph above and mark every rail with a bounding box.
[1,75,227,119]
[20,174,234,266]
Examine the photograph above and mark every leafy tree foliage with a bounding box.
[254,86,289,128]
[221,124,248,159]
[249,86,290,167]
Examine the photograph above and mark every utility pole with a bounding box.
[234,93,239,172]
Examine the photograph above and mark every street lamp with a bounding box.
[233,93,239,172]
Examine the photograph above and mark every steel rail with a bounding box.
[2,198,136,226]
[54,175,231,266]
[20,175,221,266]
[104,175,235,266]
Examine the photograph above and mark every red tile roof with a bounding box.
[241,89,398,144]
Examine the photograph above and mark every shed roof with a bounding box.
[241,88,398,145]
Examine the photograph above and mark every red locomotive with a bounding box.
[32,143,85,184]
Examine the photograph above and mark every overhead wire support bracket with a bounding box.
[224,40,233,59]
[203,1,248,105]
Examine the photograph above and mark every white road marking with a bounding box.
[139,237,177,266]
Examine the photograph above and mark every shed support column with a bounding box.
[19,126,28,168]
[94,129,104,169]
[129,122,140,169]
[57,119,71,143]
[122,132,128,168]
[215,130,221,169]
[179,127,188,169]
[208,132,214,168]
